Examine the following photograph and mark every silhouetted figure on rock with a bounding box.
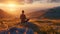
[20,10,26,24]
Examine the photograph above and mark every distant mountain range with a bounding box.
[44,6,60,19]
[27,6,60,19]
[26,10,47,19]
[0,6,60,20]
[0,9,8,18]
[0,9,13,19]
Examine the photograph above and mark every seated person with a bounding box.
[20,10,26,24]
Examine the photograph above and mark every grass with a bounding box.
[30,20,60,34]
[0,19,60,34]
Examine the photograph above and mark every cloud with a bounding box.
[51,0,60,2]
[33,0,60,3]
[0,0,5,2]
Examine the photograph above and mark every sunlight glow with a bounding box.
[7,3,17,11]
[7,4,16,8]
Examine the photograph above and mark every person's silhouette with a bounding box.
[20,10,26,24]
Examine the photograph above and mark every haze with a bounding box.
[0,0,60,16]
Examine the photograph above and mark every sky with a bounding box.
[33,0,60,3]
[0,0,60,16]
[0,0,60,3]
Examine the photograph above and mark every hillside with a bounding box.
[26,10,48,19]
[0,9,8,18]
[44,6,60,19]
[0,9,14,19]
[26,6,60,20]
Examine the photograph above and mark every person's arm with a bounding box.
[24,15,26,19]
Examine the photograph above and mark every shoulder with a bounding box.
[20,14,25,16]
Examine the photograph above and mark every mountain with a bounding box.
[0,9,8,18]
[26,6,60,20]
[0,9,13,19]
[26,10,47,19]
[44,6,60,19]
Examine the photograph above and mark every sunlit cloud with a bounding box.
[33,0,60,3]
[0,0,60,15]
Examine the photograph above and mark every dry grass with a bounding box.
[0,18,60,34]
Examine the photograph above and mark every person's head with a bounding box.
[22,10,24,14]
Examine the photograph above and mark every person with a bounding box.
[20,10,26,24]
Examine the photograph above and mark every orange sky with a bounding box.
[0,0,60,16]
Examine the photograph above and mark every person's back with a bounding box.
[20,10,26,24]
[20,14,26,21]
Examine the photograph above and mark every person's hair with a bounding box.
[22,10,24,13]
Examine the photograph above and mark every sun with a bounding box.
[7,3,17,11]
[7,4,16,8]
[5,3,19,14]
[0,1,22,15]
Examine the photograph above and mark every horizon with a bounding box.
[0,0,60,17]
[0,0,60,34]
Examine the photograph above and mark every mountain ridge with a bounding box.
[26,6,60,19]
